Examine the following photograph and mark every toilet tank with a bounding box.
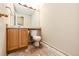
[30,30,41,36]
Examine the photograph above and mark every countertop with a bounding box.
[6,27,41,30]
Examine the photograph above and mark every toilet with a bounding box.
[30,30,41,47]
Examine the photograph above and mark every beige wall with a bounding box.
[0,18,6,56]
[0,3,8,56]
[40,3,79,56]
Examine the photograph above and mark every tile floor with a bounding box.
[8,44,57,56]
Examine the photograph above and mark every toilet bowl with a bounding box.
[31,30,41,47]
[33,36,41,41]
[33,36,41,47]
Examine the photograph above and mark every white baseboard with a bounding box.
[41,41,69,56]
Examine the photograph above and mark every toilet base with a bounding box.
[33,42,40,47]
[33,42,43,48]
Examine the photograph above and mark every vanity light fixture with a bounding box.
[18,3,36,10]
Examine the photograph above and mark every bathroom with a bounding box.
[1,2,79,56]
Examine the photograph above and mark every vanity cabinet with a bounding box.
[7,28,28,52]
[19,29,28,48]
[7,28,19,51]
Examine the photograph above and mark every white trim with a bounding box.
[41,41,69,56]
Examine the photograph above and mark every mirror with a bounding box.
[8,3,40,28]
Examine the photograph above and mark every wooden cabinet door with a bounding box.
[7,28,19,51]
[19,29,28,48]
